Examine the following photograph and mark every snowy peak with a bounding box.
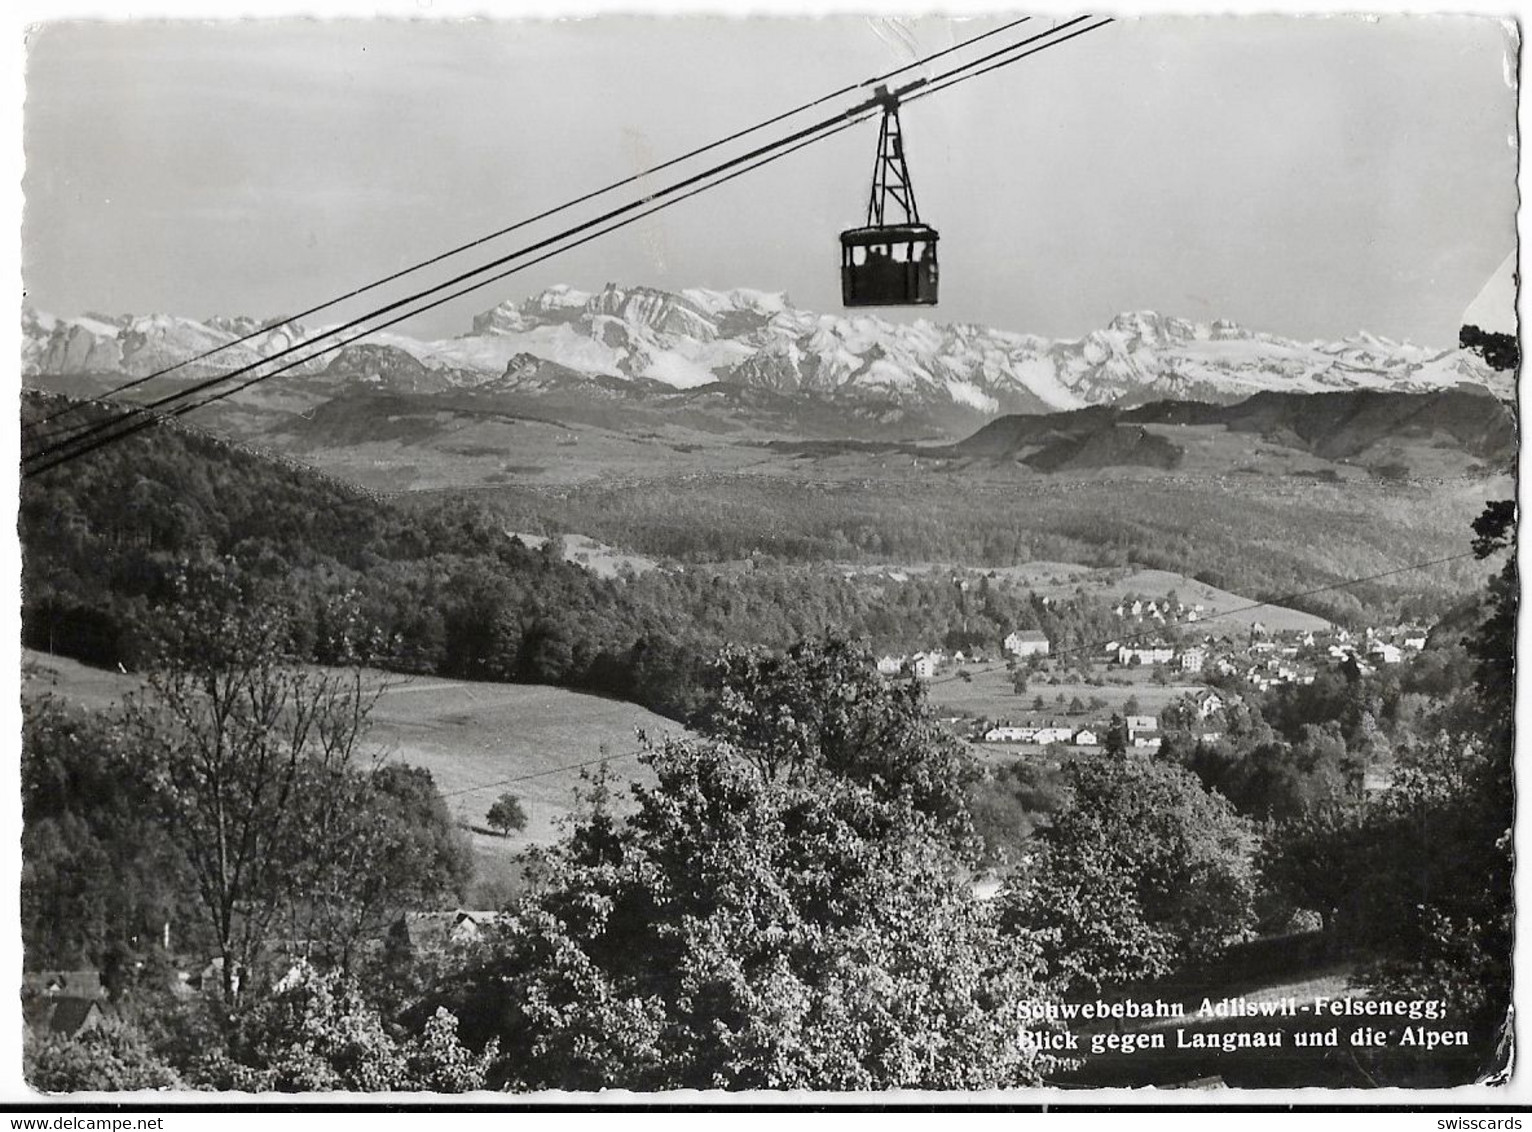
[21,307,316,379]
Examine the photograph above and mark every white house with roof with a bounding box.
[876,655,905,675]
[1033,725,1075,745]
[1004,629,1051,658]
[1118,643,1174,666]
[1192,689,1226,720]
[984,725,1037,743]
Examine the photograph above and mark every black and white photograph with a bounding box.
[8,2,1523,1102]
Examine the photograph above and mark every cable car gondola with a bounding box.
[840,84,939,308]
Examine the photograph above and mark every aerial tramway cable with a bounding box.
[24,14,1039,439]
[23,114,884,476]
[24,17,1115,476]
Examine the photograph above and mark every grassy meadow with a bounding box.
[22,650,684,907]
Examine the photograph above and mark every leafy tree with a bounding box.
[1102,714,1128,759]
[21,695,202,971]
[486,792,529,838]
[442,739,1059,1090]
[704,637,979,838]
[288,763,475,973]
[1459,324,1519,372]
[25,1026,182,1093]
[1004,757,1258,993]
[124,567,380,1002]
[191,963,494,1092]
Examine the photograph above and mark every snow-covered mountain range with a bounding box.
[22,284,1511,419]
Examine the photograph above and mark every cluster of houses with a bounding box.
[980,711,1175,753]
[1109,621,1433,692]
[876,629,1051,680]
[1114,596,1207,624]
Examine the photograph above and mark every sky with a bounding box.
[18,10,1521,348]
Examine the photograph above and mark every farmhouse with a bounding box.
[875,654,904,675]
[1126,714,1159,736]
[911,653,937,679]
[1073,728,1100,747]
[1004,629,1051,658]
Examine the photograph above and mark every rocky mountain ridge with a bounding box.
[23,284,1510,421]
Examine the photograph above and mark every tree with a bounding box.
[21,695,201,971]
[440,739,1060,1091]
[486,792,529,838]
[1004,757,1258,993]
[25,1026,182,1093]
[124,567,380,1003]
[289,763,475,973]
[704,637,979,838]
[1102,714,1128,759]
[191,963,494,1092]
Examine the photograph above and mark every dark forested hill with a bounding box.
[21,394,1127,720]
[20,394,717,717]
[954,387,1516,469]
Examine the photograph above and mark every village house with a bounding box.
[390,910,502,956]
[22,969,115,1041]
[1003,629,1051,658]
[1369,642,1404,665]
[1192,689,1226,720]
[984,725,1036,743]
[1126,714,1158,738]
[911,653,937,679]
[875,654,905,675]
[1118,643,1174,666]
[1073,728,1100,747]
[1033,725,1075,745]
[1178,647,1206,673]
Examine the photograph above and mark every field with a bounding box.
[21,650,685,905]
[924,660,1207,724]
[1051,567,1333,633]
